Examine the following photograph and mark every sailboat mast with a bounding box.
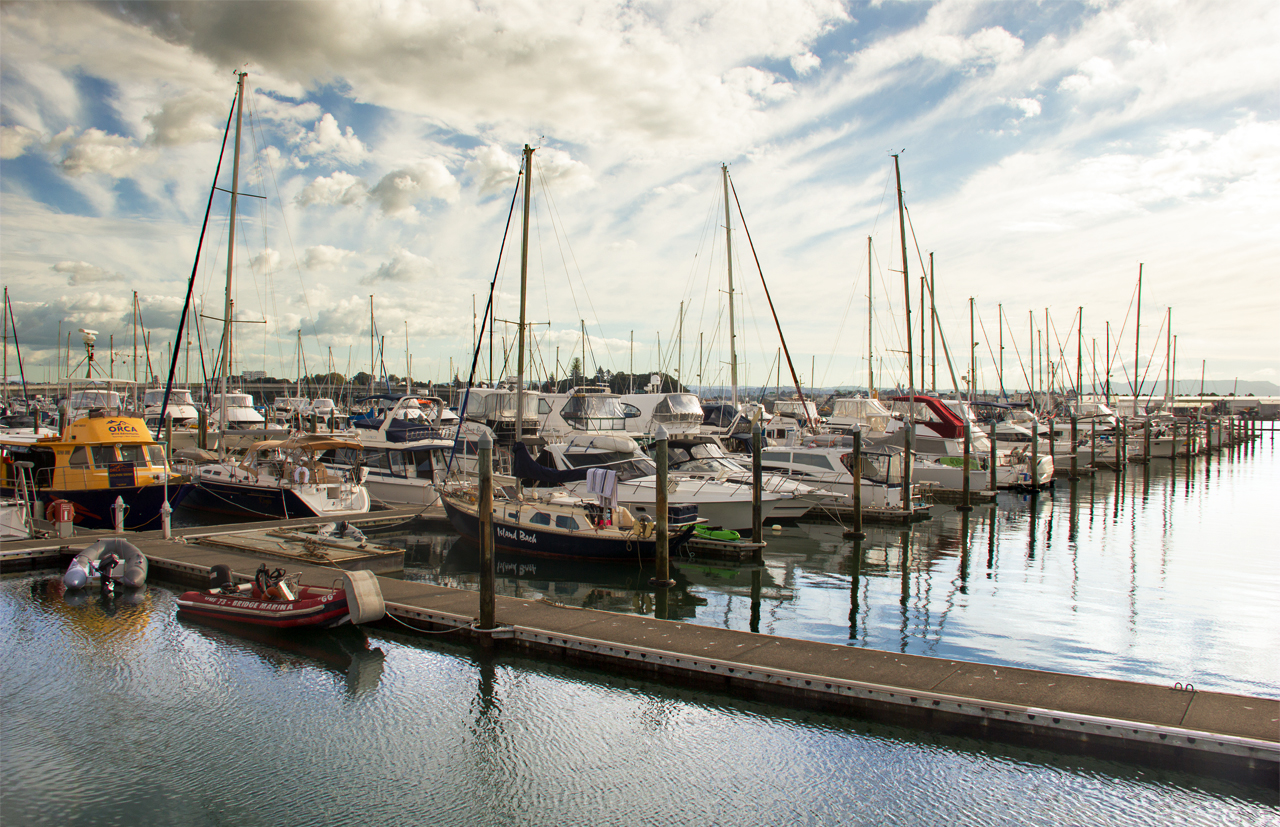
[515,144,534,445]
[893,155,913,394]
[218,70,246,442]
[722,163,738,409]
[929,253,937,392]
[867,236,874,397]
[1133,263,1142,404]
[369,295,375,395]
[998,303,1004,398]
[1164,307,1172,404]
[892,154,913,512]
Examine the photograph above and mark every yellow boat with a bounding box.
[0,411,190,531]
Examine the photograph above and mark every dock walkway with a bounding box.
[5,521,1276,787]
[136,537,1280,786]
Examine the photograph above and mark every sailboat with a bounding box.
[440,145,697,560]
[177,73,371,520]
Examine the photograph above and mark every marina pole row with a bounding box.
[478,431,495,632]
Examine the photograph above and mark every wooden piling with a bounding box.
[1069,415,1079,479]
[1030,418,1039,492]
[1143,419,1151,464]
[652,424,675,587]
[957,420,973,512]
[477,431,495,631]
[988,422,998,492]
[1047,417,1055,475]
[752,422,763,546]
[849,429,864,539]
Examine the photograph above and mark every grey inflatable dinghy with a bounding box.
[64,539,148,590]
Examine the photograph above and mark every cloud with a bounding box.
[531,148,593,194]
[362,247,434,284]
[1009,97,1042,119]
[791,51,821,76]
[0,125,43,159]
[144,93,223,146]
[250,248,282,273]
[1058,57,1122,93]
[465,145,521,196]
[296,113,368,165]
[94,0,851,149]
[368,160,460,216]
[53,260,121,286]
[303,245,356,270]
[296,170,369,207]
[724,66,794,103]
[58,129,147,177]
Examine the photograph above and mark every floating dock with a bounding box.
[14,531,1261,787]
[5,508,1276,787]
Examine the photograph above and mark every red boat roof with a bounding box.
[890,395,965,439]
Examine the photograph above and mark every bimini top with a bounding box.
[244,434,364,455]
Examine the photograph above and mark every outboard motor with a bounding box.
[208,564,235,594]
[98,553,121,596]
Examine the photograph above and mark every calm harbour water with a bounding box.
[2,436,1277,825]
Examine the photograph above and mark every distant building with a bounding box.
[241,370,266,380]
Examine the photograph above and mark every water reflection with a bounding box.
[178,615,386,696]
[382,441,1278,699]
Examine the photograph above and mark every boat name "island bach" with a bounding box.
[495,526,537,544]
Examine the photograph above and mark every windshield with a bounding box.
[653,394,702,424]
[70,391,120,408]
[562,394,627,431]
[484,392,539,419]
[561,450,656,481]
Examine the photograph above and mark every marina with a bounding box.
[3,6,1279,821]
[4,425,1277,819]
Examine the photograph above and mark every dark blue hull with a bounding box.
[181,480,314,520]
[442,497,694,561]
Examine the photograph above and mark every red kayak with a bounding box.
[177,564,385,629]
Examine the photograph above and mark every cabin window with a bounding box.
[761,451,790,463]
[409,450,433,476]
[538,399,552,415]
[362,451,390,471]
[69,446,91,466]
[555,515,580,531]
[388,451,408,478]
[92,446,117,464]
[793,453,833,470]
[119,444,146,464]
[146,446,167,466]
[530,512,551,526]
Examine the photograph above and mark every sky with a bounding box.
[2,0,1277,397]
